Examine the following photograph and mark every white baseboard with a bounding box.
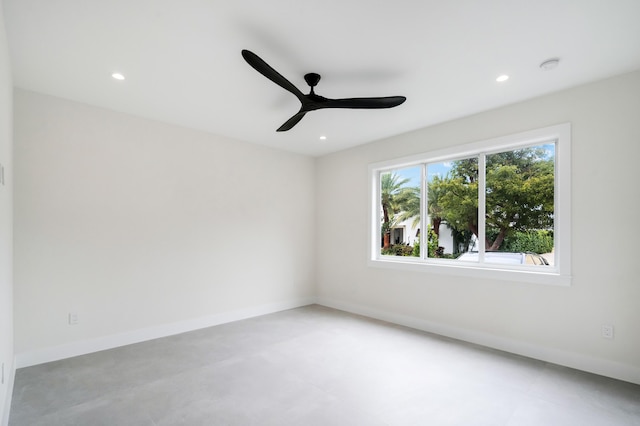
[15,297,316,369]
[317,297,640,385]
[1,357,15,426]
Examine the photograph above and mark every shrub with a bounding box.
[412,240,420,257]
[502,230,554,254]
[382,244,414,256]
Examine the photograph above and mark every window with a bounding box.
[369,124,571,285]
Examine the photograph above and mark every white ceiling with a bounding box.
[4,0,640,157]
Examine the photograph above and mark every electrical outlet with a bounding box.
[68,312,79,325]
[602,324,614,339]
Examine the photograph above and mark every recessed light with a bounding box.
[540,58,560,71]
[111,72,125,81]
[496,74,509,82]
[319,135,327,140]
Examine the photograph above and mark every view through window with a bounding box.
[371,124,570,284]
[378,145,554,263]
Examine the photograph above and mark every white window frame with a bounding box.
[368,123,571,286]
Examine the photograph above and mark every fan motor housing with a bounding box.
[304,73,321,88]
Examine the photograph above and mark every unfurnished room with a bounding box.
[1,1,640,425]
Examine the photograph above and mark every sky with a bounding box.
[393,162,452,188]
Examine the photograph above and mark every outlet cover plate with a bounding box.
[68,313,79,325]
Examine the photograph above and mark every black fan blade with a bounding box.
[277,111,307,132]
[242,50,304,100]
[321,96,406,110]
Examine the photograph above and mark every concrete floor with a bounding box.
[9,305,640,425]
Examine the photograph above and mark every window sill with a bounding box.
[369,257,571,286]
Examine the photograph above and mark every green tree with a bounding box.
[431,160,479,243]
[432,147,554,251]
[427,175,447,238]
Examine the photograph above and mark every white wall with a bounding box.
[316,71,640,384]
[0,1,14,424]
[13,90,316,364]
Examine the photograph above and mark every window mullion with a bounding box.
[374,170,382,259]
[478,154,486,262]
[421,164,427,260]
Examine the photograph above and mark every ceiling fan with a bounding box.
[242,49,406,132]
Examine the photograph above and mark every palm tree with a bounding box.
[396,186,420,228]
[381,172,426,249]
[394,176,446,237]
[380,173,411,248]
